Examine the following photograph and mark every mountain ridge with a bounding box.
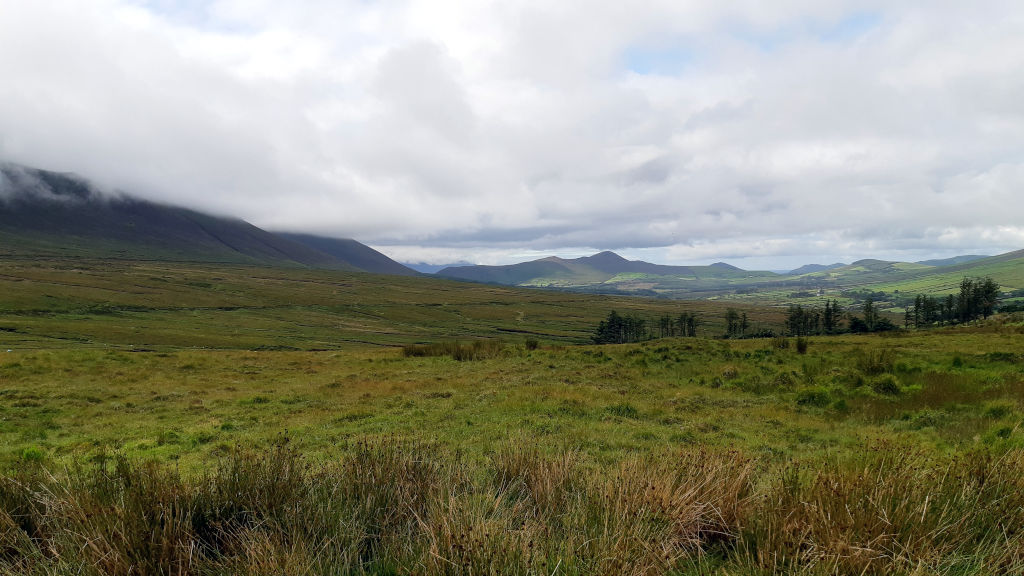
[0,163,409,275]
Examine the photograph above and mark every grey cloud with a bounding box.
[1,0,1023,268]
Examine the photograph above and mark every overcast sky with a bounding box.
[2,1,1023,269]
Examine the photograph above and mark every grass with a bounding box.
[2,257,1024,573]
[0,258,781,349]
[3,439,1024,575]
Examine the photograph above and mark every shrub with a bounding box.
[20,446,45,462]
[984,402,1015,419]
[796,386,832,407]
[871,374,902,396]
[855,348,895,375]
[795,337,808,354]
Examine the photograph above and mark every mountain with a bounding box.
[275,233,418,276]
[789,263,846,275]
[404,261,475,274]
[0,163,399,274]
[437,251,777,294]
[916,255,990,267]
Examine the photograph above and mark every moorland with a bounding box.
[2,256,1024,575]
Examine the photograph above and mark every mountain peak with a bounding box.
[586,251,628,262]
[710,262,740,271]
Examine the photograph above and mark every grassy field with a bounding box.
[2,259,1024,574]
[0,258,781,350]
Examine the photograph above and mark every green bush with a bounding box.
[796,387,832,407]
[20,446,45,462]
[871,374,902,396]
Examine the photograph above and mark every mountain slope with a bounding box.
[789,263,846,275]
[276,233,418,276]
[916,255,990,267]
[0,164,368,270]
[872,249,1024,295]
[437,251,778,292]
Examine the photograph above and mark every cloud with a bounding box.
[1,0,1023,267]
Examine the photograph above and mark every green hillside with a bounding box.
[439,251,779,294]
[0,258,782,351]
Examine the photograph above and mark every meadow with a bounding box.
[2,259,1024,574]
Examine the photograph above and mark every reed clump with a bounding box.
[2,439,1023,575]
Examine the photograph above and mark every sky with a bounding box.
[1,1,1023,270]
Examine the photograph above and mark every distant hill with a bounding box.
[437,251,777,295]
[435,247,1024,303]
[275,233,417,276]
[404,261,475,274]
[0,163,401,274]
[916,255,990,267]
[789,263,846,275]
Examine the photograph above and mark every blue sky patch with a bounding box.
[623,42,696,75]
[819,12,882,42]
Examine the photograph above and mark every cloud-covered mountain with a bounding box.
[0,164,410,275]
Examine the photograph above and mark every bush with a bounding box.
[870,374,902,395]
[20,446,45,462]
[855,349,895,375]
[796,386,832,407]
[795,337,808,354]
[524,338,539,351]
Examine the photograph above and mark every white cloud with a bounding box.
[1,0,1023,268]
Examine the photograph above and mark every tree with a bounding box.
[957,278,973,322]
[725,308,741,338]
[685,313,699,337]
[862,297,878,331]
[906,277,999,330]
[978,277,1000,318]
[593,311,651,344]
[786,305,810,336]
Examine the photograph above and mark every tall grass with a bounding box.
[402,339,507,361]
[2,440,1022,574]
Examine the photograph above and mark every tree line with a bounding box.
[593,311,702,344]
[592,277,1001,344]
[904,277,1000,328]
[784,299,846,336]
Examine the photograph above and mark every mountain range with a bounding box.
[438,251,774,287]
[0,164,415,275]
[2,162,1022,305]
[436,248,1024,303]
